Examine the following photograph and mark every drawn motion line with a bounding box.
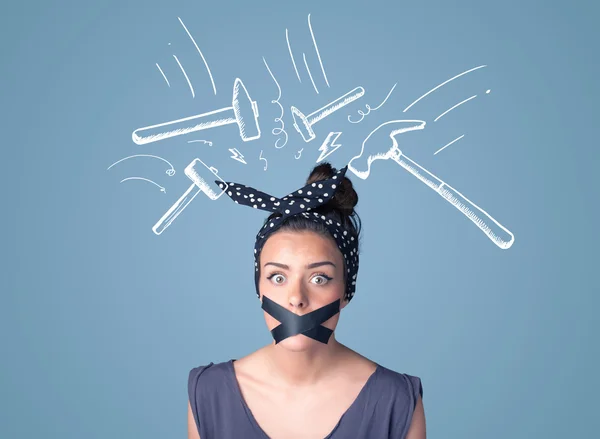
[187,139,213,146]
[108,154,176,176]
[120,177,166,193]
[403,65,486,112]
[156,63,170,87]
[434,95,477,122]
[172,54,195,98]
[434,134,464,155]
[303,53,319,94]
[302,52,319,94]
[178,17,217,95]
[286,29,302,83]
[307,13,330,88]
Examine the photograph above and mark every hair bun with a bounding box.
[306,162,358,216]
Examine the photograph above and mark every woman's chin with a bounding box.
[275,334,326,351]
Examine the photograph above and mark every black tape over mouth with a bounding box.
[261,296,341,344]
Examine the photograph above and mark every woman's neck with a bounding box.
[262,336,347,387]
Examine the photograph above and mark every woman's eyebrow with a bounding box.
[264,262,289,269]
[263,261,336,269]
[306,261,336,269]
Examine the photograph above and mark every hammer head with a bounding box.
[232,78,261,142]
[348,120,426,179]
[184,158,228,200]
[291,106,315,142]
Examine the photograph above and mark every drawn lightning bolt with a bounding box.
[228,148,247,164]
[316,132,343,163]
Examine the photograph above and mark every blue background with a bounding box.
[2,0,598,437]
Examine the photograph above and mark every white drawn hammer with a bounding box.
[348,120,515,249]
[152,158,228,235]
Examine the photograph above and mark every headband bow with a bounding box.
[216,165,359,302]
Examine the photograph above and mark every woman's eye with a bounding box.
[311,275,332,285]
[268,274,286,284]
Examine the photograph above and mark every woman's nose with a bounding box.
[287,282,307,308]
[288,295,305,308]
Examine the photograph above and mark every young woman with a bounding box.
[188,163,426,439]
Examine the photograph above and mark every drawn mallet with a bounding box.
[132,78,260,145]
[347,120,515,249]
[152,158,227,235]
[291,87,365,142]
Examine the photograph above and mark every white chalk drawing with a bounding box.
[347,120,514,249]
[172,54,195,98]
[286,28,302,83]
[132,78,260,145]
[187,139,213,146]
[434,134,464,155]
[291,87,365,143]
[178,17,217,95]
[403,65,487,112]
[229,148,247,164]
[307,13,330,88]
[303,53,319,94]
[153,158,227,235]
[348,83,397,124]
[107,154,176,176]
[263,57,289,149]
[434,95,477,122]
[156,63,170,87]
[120,177,166,193]
[259,150,268,171]
[317,132,343,163]
[124,15,511,249]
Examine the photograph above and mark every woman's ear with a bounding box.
[339,297,350,310]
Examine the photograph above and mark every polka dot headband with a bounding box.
[216,165,359,302]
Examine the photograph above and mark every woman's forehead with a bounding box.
[261,231,340,259]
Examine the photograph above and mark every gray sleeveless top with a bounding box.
[188,360,423,439]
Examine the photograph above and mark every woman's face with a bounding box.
[258,230,347,351]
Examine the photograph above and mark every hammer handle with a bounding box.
[393,152,514,249]
[152,183,201,235]
[133,107,235,145]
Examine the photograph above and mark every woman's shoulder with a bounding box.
[188,359,233,377]
[349,348,421,395]
[338,348,422,399]
[374,363,424,404]
[188,360,234,394]
[187,360,244,437]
